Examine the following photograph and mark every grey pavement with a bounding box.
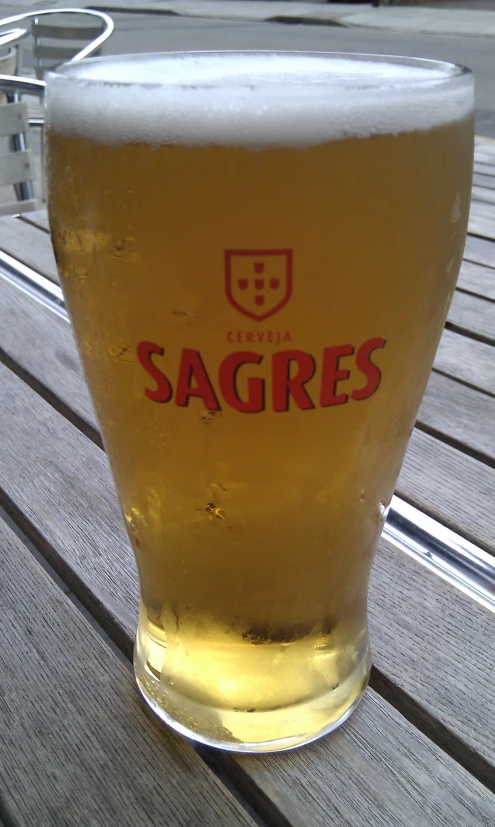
[2,1,495,38]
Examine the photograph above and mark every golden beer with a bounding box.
[46,53,473,751]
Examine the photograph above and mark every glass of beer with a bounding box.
[46,53,473,752]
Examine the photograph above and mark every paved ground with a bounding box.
[397,1,495,8]
[3,0,495,37]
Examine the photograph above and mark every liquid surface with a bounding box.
[46,51,473,146]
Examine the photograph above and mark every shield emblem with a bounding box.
[225,249,293,322]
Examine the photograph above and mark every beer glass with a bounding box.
[46,52,474,752]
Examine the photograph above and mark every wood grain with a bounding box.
[464,233,495,268]
[2,372,495,823]
[1,364,495,788]
[433,328,495,395]
[473,162,495,177]
[0,361,135,654]
[472,187,495,206]
[368,537,495,791]
[227,683,495,827]
[474,153,495,165]
[0,276,96,435]
[0,198,38,219]
[474,155,495,166]
[475,140,495,152]
[18,210,50,233]
[447,290,495,343]
[457,259,495,300]
[0,101,29,137]
[0,151,35,186]
[418,371,495,463]
[0,216,59,283]
[468,200,495,241]
[396,428,495,552]
[472,173,495,190]
[0,518,257,827]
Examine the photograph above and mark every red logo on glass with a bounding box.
[225,249,293,322]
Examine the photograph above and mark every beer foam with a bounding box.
[46,52,473,147]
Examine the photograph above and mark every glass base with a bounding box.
[134,643,370,753]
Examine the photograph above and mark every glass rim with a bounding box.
[48,50,473,91]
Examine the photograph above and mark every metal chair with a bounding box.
[0,10,113,214]
[0,9,114,79]
[0,27,29,60]
[0,28,29,102]
[0,74,44,215]
[0,49,17,105]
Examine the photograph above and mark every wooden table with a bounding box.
[1,138,494,827]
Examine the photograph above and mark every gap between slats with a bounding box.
[3,484,494,805]
[0,346,102,449]
[431,367,494,401]
[0,502,131,669]
[444,320,494,348]
[369,667,495,796]
[414,419,494,470]
[2,360,494,814]
[0,501,269,827]
[0,794,17,827]
[0,486,133,661]
[456,286,495,305]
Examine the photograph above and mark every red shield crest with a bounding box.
[225,249,293,322]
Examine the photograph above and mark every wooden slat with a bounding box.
[397,428,495,552]
[472,173,495,190]
[0,361,133,649]
[0,101,29,138]
[368,537,495,791]
[32,23,103,39]
[0,215,59,283]
[472,186,495,206]
[1,273,494,553]
[0,199,37,218]
[1,365,495,818]
[0,151,35,187]
[447,290,495,343]
[33,44,81,61]
[0,518,256,827]
[433,328,495,395]
[457,259,495,300]
[474,153,495,165]
[0,276,95,430]
[18,210,50,232]
[464,233,495,268]
[228,677,495,827]
[468,200,495,241]
[474,151,495,162]
[418,371,495,464]
[475,140,495,155]
[473,162,495,176]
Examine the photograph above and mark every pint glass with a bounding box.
[46,53,474,752]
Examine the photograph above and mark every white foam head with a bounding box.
[46,52,473,148]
